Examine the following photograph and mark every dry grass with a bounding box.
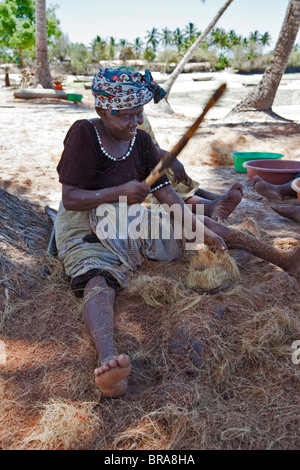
[206,130,248,166]
[21,399,101,450]
[1,198,300,451]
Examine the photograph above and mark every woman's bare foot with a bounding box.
[94,354,131,398]
[272,205,300,223]
[210,182,243,220]
[253,176,284,200]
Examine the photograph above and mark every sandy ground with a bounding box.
[1,71,300,450]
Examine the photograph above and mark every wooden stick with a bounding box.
[145,83,226,187]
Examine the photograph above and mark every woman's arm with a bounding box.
[155,145,193,187]
[62,180,151,211]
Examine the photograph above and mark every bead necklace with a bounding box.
[92,122,136,162]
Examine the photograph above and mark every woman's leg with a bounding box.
[271,205,300,223]
[186,183,243,220]
[253,176,295,200]
[194,188,220,200]
[82,275,131,398]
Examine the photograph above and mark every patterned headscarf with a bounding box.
[91,67,166,110]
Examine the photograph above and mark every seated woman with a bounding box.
[253,175,300,223]
[55,66,300,399]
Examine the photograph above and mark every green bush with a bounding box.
[215,53,228,70]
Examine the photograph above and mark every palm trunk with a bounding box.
[34,0,53,89]
[233,0,300,114]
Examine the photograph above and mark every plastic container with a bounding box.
[242,159,300,184]
[231,152,283,173]
[291,177,300,201]
[66,93,83,102]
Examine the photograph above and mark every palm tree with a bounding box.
[249,30,260,43]
[108,36,117,60]
[132,37,143,58]
[233,0,300,117]
[184,22,198,42]
[34,0,53,88]
[259,32,272,47]
[172,27,185,52]
[228,29,242,48]
[145,27,160,52]
[160,27,173,49]
[157,0,234,113]
[90,36,108,62]
[210,27,229,50]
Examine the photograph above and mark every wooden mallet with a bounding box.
[145,83,227,187]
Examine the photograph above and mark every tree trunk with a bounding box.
[19,50,24,69]
[14,88,68,100]
[156,0,234,114]
[232,0,300,115]
[34,0,53,89]
[5,72,10,87]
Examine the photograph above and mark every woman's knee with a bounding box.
[84,275,115,300]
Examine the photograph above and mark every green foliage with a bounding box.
[0,0,35,55]
[45,4,61,46]
[215,53,228,70]
[132,37,143,59]
[156,48,179,72]
[203,27,273,71]
[107,36,117,60]
[143,47,156,62]
[90,35,109,62]
[287,43,300,67]
[68,42,91,74]
[48,32,70,62]
[145,27,160,52]
[172,27,185,52]
[189,45,218,65]
[160,27,172,49]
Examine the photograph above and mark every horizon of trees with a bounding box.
[51,25,300,74]
[46,24,280,74]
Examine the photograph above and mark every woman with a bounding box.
[55,67,300,398]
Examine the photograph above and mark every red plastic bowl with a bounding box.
[243,159,300,184]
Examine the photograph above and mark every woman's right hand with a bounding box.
[120,180,151,204]
[204,227,228,252]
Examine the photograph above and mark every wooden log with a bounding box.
[14,88,69,100]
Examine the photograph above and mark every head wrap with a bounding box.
[91,67,167,110]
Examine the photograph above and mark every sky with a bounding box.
[49,0,300,50]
